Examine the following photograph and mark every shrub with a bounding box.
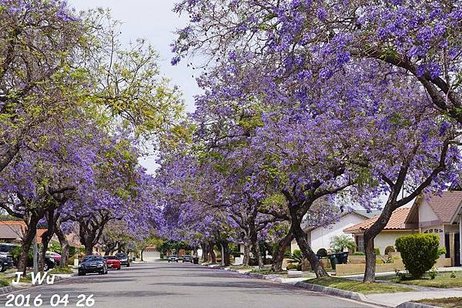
[374,248,381,256]
[352,251,365,256]
[428,267,437,280]
[286,263,298,270]
[330,235,356,252]
[291,249,303,263]
[385,246,396,255]
[395,234,440,279]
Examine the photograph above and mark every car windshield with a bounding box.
[115,253,127,258]
[0,244,16,253]
[104,256,117,260]
[83,256,102,262]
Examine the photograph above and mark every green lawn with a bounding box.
[48,267,74,274]
[306,277,415,294]
[378,272,462,288]
[415,297,462,308]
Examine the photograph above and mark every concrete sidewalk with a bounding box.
[364,289,462,307]
[341,267,462,306]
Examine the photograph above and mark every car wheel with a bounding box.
[126,263,130,267]
[44,263,49,271]
[0,264,4,272]
[117,266,121,270]
[78,271,86,276]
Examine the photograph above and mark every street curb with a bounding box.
[0,286,16,295]
[245,272,283,283]
[294,281,367,302]
[208,266,390,306]
[0,273,73,296]
[396,302,440,308]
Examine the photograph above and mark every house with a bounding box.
[405,191,462,266]
[343,207,417,255]
[291,210,378,254]
[343,191,462,267]
[0,220,47,243]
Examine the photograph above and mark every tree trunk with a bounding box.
[210,243,217,263]
[220,243,225,266]
[18,214,41,275]
[201,242,209,263]
[363,236,377,283]
[290,213,327,277]
[39,209,55,272]
[39,232,51,272]
[363,204,396,282]
[220,241,231,266]
[140,249,145,261]
[242,242,250,266]
[254,241,263,268]
[271,232,293,272]
[250,224,263,268]
[55,223,69,268]
[84,242,94,256]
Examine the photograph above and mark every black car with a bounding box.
[182,255,193,263]
[115,252,130,267]
[0,256,12,272]
[0,243,17,271]
[0,243,54,271]
[78,255,108,275]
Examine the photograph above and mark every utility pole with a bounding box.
[32,237,38,274]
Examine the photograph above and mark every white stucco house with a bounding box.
[291,210,378,254]
[344,207,416,255]
[405,191,462,266]
[343,191,462,266]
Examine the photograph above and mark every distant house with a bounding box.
[291,210,378,253]
[0,220,47,243]
[343,207,417,255]
[405,191,462,266]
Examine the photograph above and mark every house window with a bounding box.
[356,235,364,252]
[424,229,443,234]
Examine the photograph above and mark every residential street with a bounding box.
[0,263,379,308]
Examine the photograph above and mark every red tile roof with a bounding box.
[423,191,462,224]
[344,207,412,234]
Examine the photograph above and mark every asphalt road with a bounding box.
[0,262,380,308]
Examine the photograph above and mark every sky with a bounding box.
[69,0,201,173]
[70,0,200,111]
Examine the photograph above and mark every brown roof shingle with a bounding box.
[423,191,462,224]
[344,207,412,234]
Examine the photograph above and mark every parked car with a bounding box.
[78,255,108,275]
[182,255,193,263]
[114,252,130,267]
[103,256,121,270]
[0,243,17,270]
[167,255,179,262]
[0,256,11,272]
[46,251,62,266]
[39,256,56,271]
[0,243,55,271]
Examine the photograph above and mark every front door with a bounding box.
[456,233,461,267]
[445,233,451,258]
